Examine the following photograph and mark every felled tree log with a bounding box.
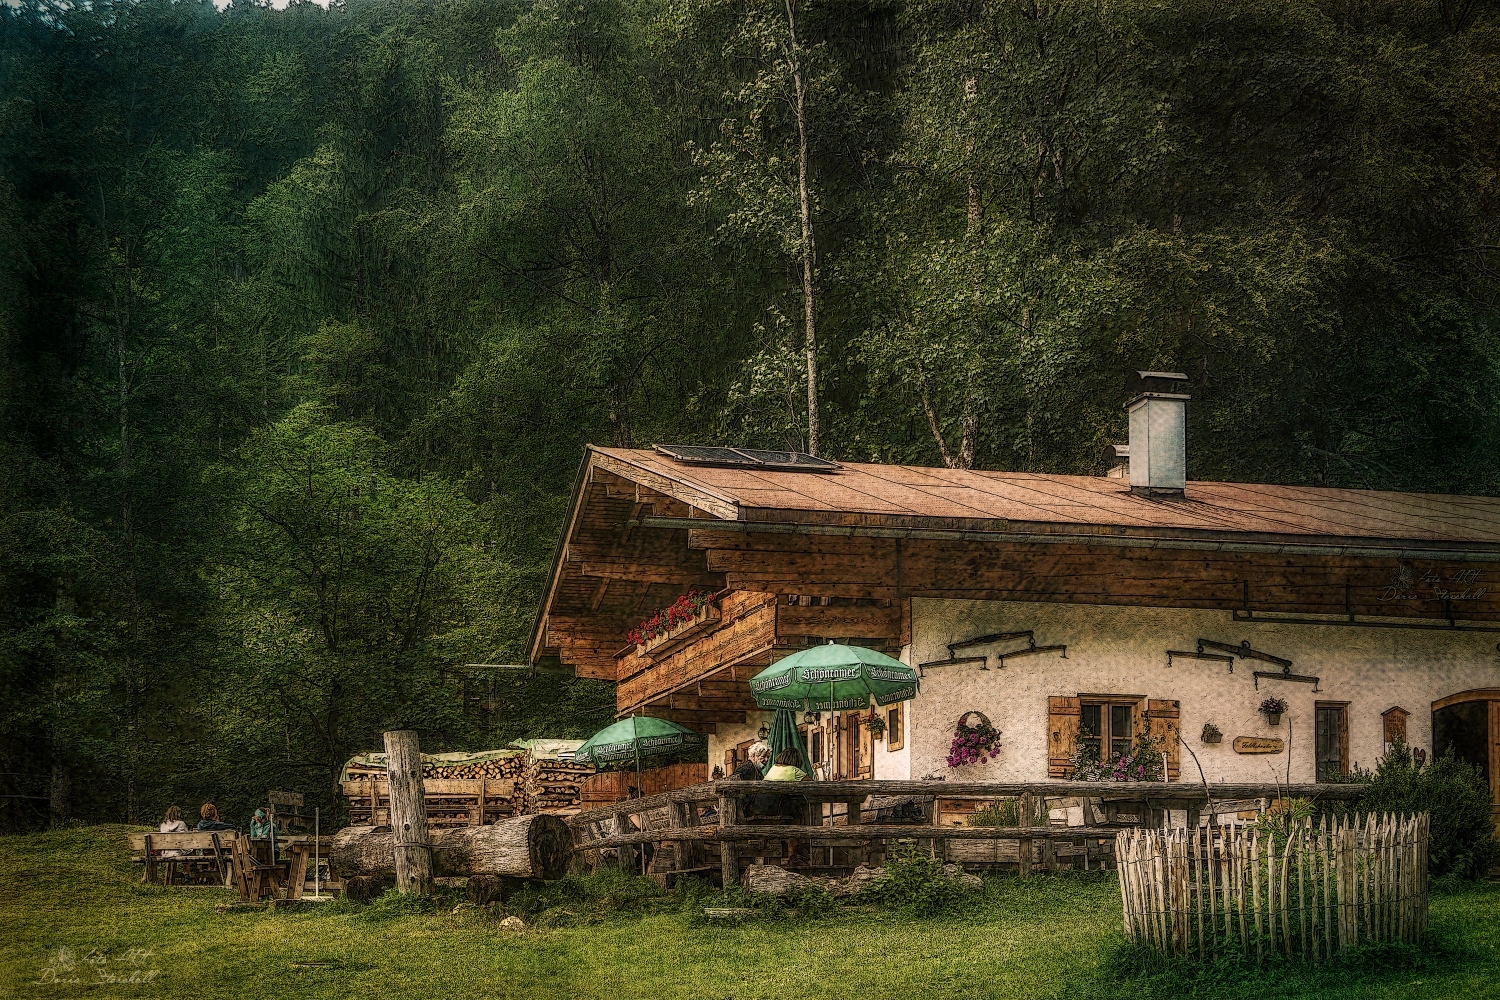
[330,814,572,881]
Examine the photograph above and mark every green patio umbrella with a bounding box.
[748,642,919,714]
[575,716,707,874]
[765,707,813,776]
[574,715,707,775]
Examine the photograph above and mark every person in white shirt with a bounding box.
[158,805,189,857]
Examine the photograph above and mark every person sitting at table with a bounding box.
[763,749,811,866]
[158,806,189,858]
[249,808,272,839]
[196,803,234,832]
[764,749,808,782]
[732,742,771,781]
[733,742,772,819]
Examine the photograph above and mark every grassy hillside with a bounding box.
[2,826,1498,999]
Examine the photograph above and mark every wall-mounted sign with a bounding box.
[1233,736,1285,754]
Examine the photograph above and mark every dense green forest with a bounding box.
[2,0,1497,830]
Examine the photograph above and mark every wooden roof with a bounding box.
[591,447,1500,546]
[529,446,1500,687]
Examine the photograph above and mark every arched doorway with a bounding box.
[1432,690,1500,837]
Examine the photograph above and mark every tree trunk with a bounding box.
[383,730,432,894]
[48,761,69,829]
[786,0,819,457]
[329,815,573,881]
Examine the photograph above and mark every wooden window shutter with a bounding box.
[1146,699,1181,781]
[859,716,873,776]
[1047,696,1081,777]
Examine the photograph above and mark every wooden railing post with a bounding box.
[384,730,432,895]
[718,790,740,887]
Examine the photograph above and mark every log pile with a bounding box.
[343,755,527,783]
[341,747,597,823]
[341,778,521,828]
[518,756,594,815]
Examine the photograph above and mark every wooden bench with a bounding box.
[128,831,234,885]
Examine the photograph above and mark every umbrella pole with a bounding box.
[634,725,644,876]
[828,678,835,827]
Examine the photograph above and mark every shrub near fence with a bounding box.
[1116,813,1429,963]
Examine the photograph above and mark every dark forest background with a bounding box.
[2,0,1497,830]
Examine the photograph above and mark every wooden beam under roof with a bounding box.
[687,529,1500,622]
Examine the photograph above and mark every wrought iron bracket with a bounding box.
[918,630,1066,672]
[1253,669,1322,692]
[915,654,987,676]
[1166,649,1236,671]
[991,644,1067,669]
[1198,638,1293,670]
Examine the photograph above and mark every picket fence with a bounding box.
[1116,813,1429,962]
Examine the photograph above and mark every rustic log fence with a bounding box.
[1116,813,1429,962]
[568,780,1367,886]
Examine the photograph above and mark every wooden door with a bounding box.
[1431,690,1500,838]
[839,712,872,779]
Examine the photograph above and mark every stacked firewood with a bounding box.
[343,756,526,783]
[518,756,595,815]
[343,753,529,827]
[342,749,597,823]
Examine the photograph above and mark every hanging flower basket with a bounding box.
[1259,697,1287,727]
[865,712,887,740]
[1201,722,1223,745]
[947,711,1001,768]
[629,592,721,658]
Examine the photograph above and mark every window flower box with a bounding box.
[632,597,721,659]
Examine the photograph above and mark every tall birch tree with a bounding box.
[686,0,831,455]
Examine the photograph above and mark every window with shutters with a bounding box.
[1049,694,1180,781]
[1080,700,1137,764]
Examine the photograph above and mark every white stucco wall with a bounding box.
[872,650,912,780]
[901,599,1500,786]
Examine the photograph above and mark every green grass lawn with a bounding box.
[3,825,1499,1000]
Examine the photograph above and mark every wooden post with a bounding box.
[143,834,157,884]
[718,792,740,887]
[384,729,433,895]
[1018,790,1034,878]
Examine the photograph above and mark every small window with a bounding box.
[1316,703,1349,781]
[886,704,905,752]
[1080,697,1139,765]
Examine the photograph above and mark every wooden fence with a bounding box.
[1116,813,1429,962]
[568,780,1367,886]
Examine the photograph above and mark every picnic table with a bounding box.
[128,831,236,886]
[130,831,330,901]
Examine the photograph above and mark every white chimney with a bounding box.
[1125,371,1189,496]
